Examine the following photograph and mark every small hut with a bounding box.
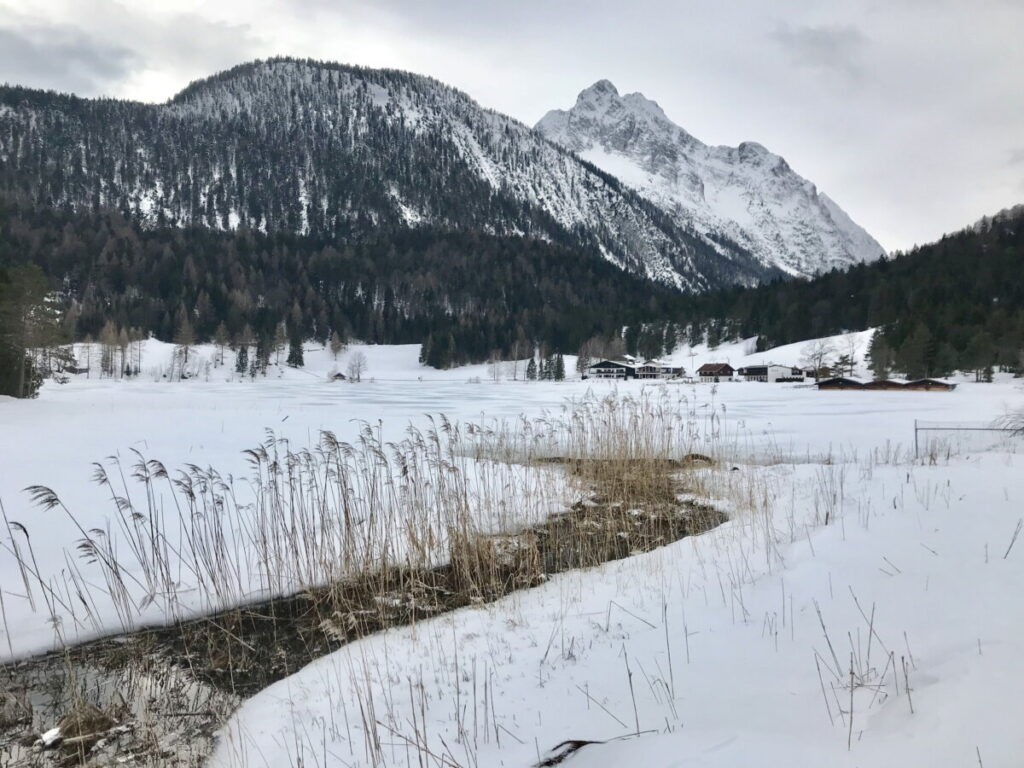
[815,377,867,390]
[862,378,909,391]
[904,378,957,391]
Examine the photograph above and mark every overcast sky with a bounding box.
[1,0,1021,252]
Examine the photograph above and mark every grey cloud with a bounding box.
[0,3,263,101]
[1009,148,1024,166]
[130,13,261,80]
[771,23,868,82]
[0,24,137,94]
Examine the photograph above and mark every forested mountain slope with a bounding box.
[0,57,775,291]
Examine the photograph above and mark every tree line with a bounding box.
[3,196,1021,397]
[0,195,686,392]
[677,210,1024,378]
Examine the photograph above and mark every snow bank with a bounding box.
[211,452,1024,768]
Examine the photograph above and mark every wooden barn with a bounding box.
[861,378,909,390]
[904,378,957,391]
[815,377,868,390]
[818,377,958,391]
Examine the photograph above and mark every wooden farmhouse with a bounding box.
[696,363,734,383]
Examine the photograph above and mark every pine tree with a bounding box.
[256,332,272,374]
[898,324,932,379]
[967,331,995,381]
[235,344,249,374]
[866,333,893,379]
[526,357,537,381]
[0,264,55,398]
[286,333,304,367]
[554,353,565,381]
[834,353,854,377]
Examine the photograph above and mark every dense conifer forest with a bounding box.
[682,208,1024,377]
[0,196,685,376]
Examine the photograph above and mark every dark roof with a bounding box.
[904,378,957,390]
[861,378,909,389]
[588,360,634,370]
[698,363,734,374]
[816,377,868,389]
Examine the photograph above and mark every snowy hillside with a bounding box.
[537,80,885,277]
[0,58,775,291]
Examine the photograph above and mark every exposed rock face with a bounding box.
[537,80,885,278]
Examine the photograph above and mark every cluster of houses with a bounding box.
[702,363,808,383]
[582,359,957,391]
[583,359,812,383]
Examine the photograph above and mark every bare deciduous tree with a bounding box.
[487,351,503,382]
[346,350,367,382]
[800,339,836,380]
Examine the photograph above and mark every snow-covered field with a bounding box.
[2,335,1023,767]
[213,455,1024,768]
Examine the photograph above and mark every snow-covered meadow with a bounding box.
[213,454,1024,768]
[2,334,1023,767]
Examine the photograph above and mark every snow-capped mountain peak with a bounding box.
[537,81,885,277]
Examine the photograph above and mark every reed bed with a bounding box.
[2,388,734,766]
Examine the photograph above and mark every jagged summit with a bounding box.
[580,78,618,97]
[537,81,885,277]
[540,79,684,154]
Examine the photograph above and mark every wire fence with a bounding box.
[914,420,1022,459]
